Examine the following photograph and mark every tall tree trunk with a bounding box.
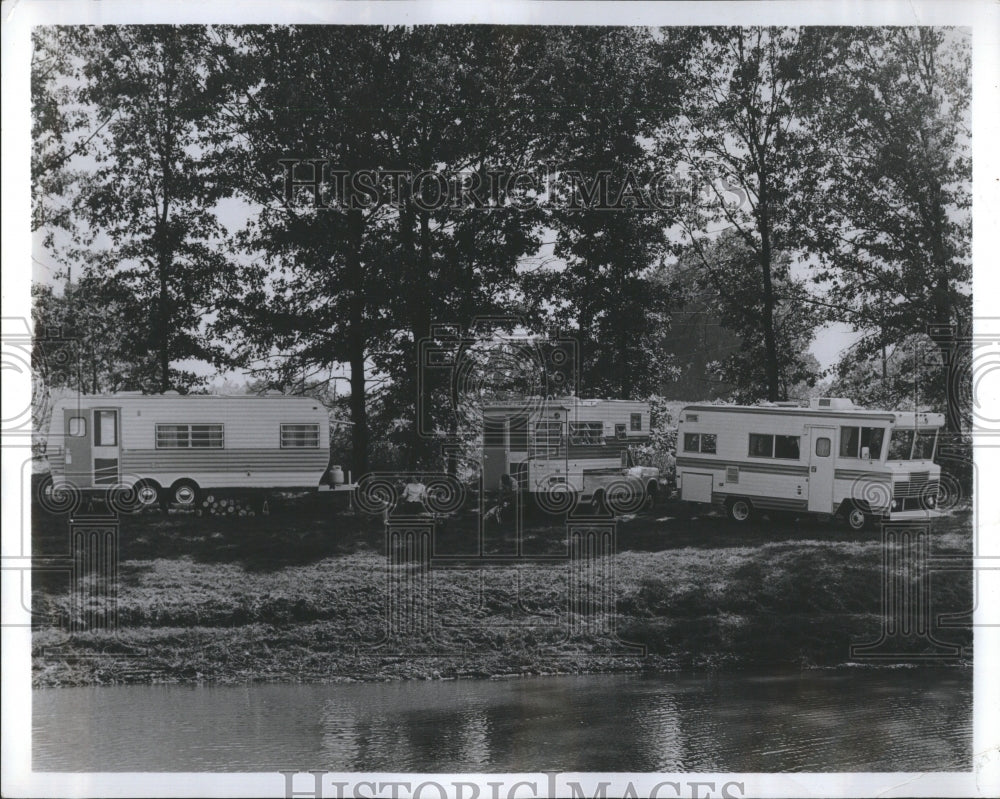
[345,209,370,477]
[157,253,170,393]
[757,179,781,401]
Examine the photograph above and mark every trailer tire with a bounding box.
[134,480,162,509]
[725,497,754,523]
[169,479,200,508]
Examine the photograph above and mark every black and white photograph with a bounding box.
[2,1,998,797]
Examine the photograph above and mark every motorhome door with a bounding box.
[807,426,835,513]
[91,408,120,486]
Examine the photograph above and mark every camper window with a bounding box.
[94,411,117,446]
[774,435,800,459]
[748,433,799,459]
[749,433,774,457]
[280,424,320,448]
[684,432,716,454]
[68,416,86,437]
[840,426,885,459]
[630,413,642,431]
[815,437,831,457]
[569,421,604,445]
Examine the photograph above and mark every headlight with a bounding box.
[927,496,935,508]
[891,500,899,510]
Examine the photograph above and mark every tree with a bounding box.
[669,231,820,402]
[521,27,687,401]
[658,27,809,401]
[794,28,971,429]
[43,26,235,393]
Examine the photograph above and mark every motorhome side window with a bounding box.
[156,424,224,448]
[683,432,716,454]
[748,433,800,459]
[280,424,320,448]
[839,426,885,459]
[68,416,86,437]
[630,413,642,431]
[569,421,604,445]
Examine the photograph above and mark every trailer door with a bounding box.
[63,409,93,488]
[808,426,835,513]
[91,408,120,486]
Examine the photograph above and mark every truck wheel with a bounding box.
[726,498,754,523]
[170,479,200,508]
[846,507,869,531]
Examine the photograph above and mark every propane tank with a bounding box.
[330,465,345,486]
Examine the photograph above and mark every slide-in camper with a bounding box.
[482,397,660,508]
[675,398,943,529]
[45,393,330,507]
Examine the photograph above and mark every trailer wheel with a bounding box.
[725,497,754,523]
[170,479,200,508]
[134,480,162,509]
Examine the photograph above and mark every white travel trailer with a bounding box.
[675,398,944,529]
[45,393,331,507]
[482,397,660,509]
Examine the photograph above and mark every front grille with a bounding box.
[894,472,934,499]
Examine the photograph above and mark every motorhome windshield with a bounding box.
[887,428,937,461]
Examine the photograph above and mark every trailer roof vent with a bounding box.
[810,397,855,410]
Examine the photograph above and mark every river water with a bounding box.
[33,668,971,773]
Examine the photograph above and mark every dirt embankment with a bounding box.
[31,501,973,686]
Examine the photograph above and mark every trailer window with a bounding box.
[840,426,885,459]
[749,433,774,457]
[569,421,604,445]
[280,424,320,448]
[630,413,642,431]
[94,411,117,446]
[774,435,800,460]
[68,416,86,437]
[156,423,224,449]
[615,423,628,440]
[815,437,831,457]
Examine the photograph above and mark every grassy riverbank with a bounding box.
[31,502,973,686]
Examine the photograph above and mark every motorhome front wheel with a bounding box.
[846,507,868,531]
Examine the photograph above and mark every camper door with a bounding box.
[807,426,835,513]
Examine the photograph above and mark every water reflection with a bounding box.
[34,669,971,773]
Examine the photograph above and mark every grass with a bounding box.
[31,496,973,686]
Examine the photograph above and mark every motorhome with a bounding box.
[675,398,943,529]
[45,393,331,507]
[482,397,660,509]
